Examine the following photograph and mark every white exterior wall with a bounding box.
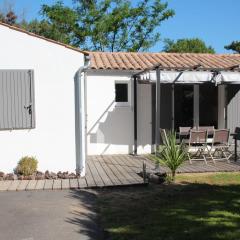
[87,71,152,155]
[0,25,84,172]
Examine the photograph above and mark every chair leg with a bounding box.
[203,154,207,165]
[187,153,192,164]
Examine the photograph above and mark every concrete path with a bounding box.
[0,190,103,240]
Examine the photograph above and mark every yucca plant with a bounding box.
[156,131,187,182]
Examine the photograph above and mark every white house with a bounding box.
[0,22,88,174]
[87,51,240,157]
[1,22,240,175]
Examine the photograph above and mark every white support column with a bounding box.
[155,67,161,151]
[194,85,199,128]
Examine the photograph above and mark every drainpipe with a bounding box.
[75,55,90,177]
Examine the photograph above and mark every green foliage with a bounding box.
[23,2,79,46]
[15,156,38,176]
[163,38,215,53]
[23,0,174,52]
[225,41,240,53]
[0,10,17,25]
[156,131,187,182]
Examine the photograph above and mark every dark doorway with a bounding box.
[199,84,218,128]
[174,85,194,130]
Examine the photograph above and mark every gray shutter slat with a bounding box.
[0,70,35,130]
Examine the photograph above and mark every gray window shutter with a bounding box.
[0,70,35,130]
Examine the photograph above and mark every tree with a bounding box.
[163,38,215,53]
[24,0,174,51]
[225,41,240,53]
[25,3,79,46]
[0,10,17,25]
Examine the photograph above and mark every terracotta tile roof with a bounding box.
[0,22,88,55]
[89,51,240,71]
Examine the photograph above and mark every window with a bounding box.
[115,83,128,103]
[0,70,35,130]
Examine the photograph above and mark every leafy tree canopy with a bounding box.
[24,0,174,52]
[225,41,240,53]
[163,38,215,53]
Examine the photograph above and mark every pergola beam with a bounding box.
[132,64,240,79]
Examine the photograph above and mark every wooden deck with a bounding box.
[0,155,146,191]
[1,155,240,191]
[152,159,240,173]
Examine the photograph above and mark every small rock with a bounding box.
[62,171,69,179]
[36,171,44,180]
[57,171,63,179]
[0,171,5,178]
[50,172,58,180]
[68,173,76,179]
[5,173,17,180]
[45,170,50,179]
[17,175,24,180]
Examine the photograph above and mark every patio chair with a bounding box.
[179,127,191,143]
[187,130,208,164]
[192,126,215,136]
[207,129,232,164]
[160,128,169,146]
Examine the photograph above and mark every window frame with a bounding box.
[114,80,131,107]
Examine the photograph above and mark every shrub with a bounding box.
[15,156,38,176]
[156,131,187,182]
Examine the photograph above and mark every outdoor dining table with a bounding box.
[177,132,238,162]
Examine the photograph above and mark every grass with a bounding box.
[98,172,240,240]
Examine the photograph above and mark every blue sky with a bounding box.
[4,0,240,53]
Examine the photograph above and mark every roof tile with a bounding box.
[89,52,240,71]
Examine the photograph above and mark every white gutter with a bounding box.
[75,55,90,177]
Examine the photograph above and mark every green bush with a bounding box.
[15,156,38,176]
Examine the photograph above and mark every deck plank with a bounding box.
[106,157,132,185]
[53,179,62,190]
[70,179,79,189]
[0,181,12,191]
[26,180,37,190]
[44,180,53,190]
[78,178,87,189]
[8,180,20,191]
[61,179,70,189]
[35,180,45,190]
[88,158,104,187]
[85,163,97,187]
[100,160,122,185]
[17,180,29,191]
[93,159,113,186]
[112,156,142,184]
[117,155,143,183]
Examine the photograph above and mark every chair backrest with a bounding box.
[179,127,191,136]
[189,130,207,145]
[192,126,215,135]
[213,129,230,145]
[234,127,240,140]
[160,128,169,146]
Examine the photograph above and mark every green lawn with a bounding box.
[98,173,240,240]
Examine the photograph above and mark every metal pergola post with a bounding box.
[155,67,161,152]
[171,84,175,130]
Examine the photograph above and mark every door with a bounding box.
[137,83,152,153]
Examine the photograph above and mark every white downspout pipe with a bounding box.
[75,55,90,177]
